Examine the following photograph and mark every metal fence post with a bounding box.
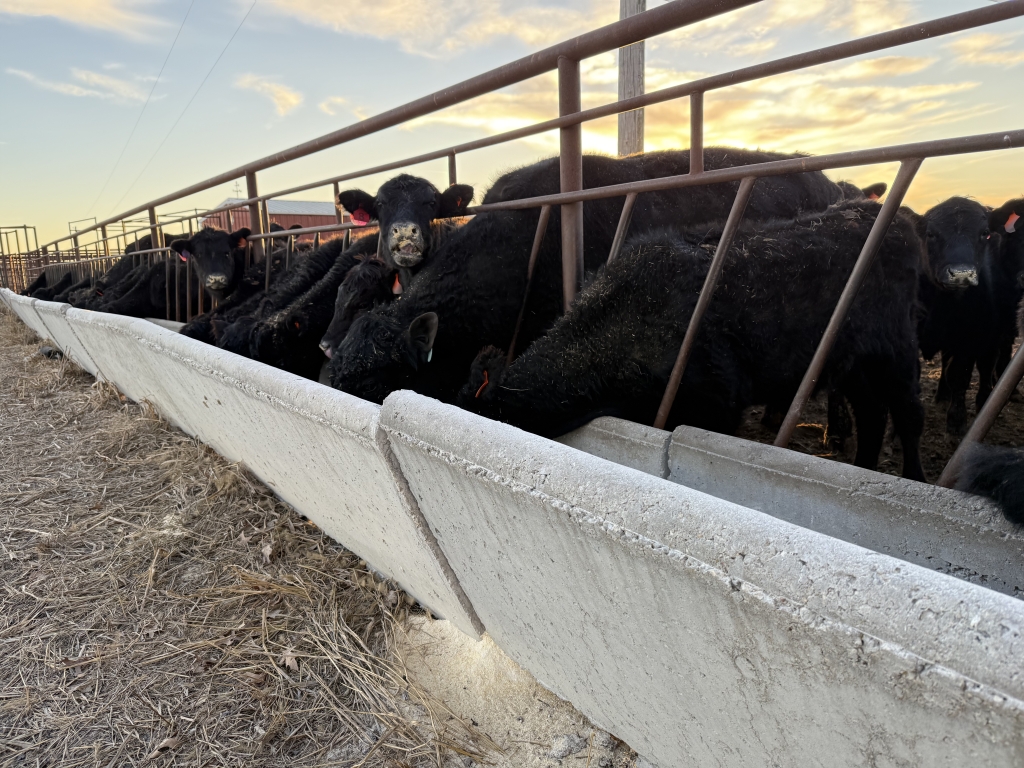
[618,0,646,157]
[690,91,704,174]
[558,55,584,311]
[448,152,458,186]
[246,171,265,263]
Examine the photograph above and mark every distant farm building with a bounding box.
[201,198,346,234]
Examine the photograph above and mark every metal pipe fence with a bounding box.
[3,0,1024,484]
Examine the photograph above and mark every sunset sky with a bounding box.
[1,0,1023,246]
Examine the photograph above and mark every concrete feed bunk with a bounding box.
[3,288,1023,767]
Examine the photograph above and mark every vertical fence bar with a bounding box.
[313,232,321,251]
[101,225,109,258]
[774,158,924,448]
[264,202,273,292]
[448,152,458,186]
[186,250,193,322]
[246,171,265,264]
[148,207,160,263]
[558,55,584,311]
[607,192,638,264]
[507,205,553,364]
[618,0,646,157]
[937,344,1024,487]
[653,176,756,430]
[690,91,704,175]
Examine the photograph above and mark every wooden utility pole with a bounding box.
[618,0,646,156]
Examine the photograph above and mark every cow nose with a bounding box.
[319,340,332,358]
[941,265,979,288]
[206,273,228,289]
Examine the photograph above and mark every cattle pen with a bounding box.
[4,1,1024,766]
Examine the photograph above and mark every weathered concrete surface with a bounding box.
[29,301,103,377]
[54,306,482,637]
[557,417,669,478]
[1,291,53,341]
[382,392,1024,768]
[146,318,185,332]
[669,425,1024,598]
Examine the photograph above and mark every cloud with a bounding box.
[262,0,613,57]
[408,55,980,159]
[0,0,162,38]
[318,96,348,116]
[235,74,304,116]
[6,67,147,101]
[947,32,1024,68]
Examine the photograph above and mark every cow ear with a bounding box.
[338,189,378,225]
[990,201,1022,234]
[170,238,192,257]
[861,182,887,201]
[230,228,251,249]
[406,312,438,364]
[438,184,473,217]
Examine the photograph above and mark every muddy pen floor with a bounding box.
[737,352,1024,481]
[0,305,641,768]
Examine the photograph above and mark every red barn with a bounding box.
[202,198,347,234]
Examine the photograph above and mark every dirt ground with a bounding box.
[0,305,641,768]
[736,353,1024,481]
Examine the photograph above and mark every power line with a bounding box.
[108,0,257,215]
[87,0,196,215]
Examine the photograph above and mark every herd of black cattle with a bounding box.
[19,148,1024,522]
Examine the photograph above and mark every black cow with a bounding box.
[318,259,395,359]
[99,260,199,319]
[338,174,473,292]
[458,200,926,480]
[169,227,250,301]
[989,198,1024,380]
[247,233,381,378]
[956,444,1024,524]
[330,148,845,404]
[836,181,887,201]
[918,197,1017,435]
[21,272,46,296]
[31,272,73,301]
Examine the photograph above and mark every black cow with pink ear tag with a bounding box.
[170,226,251,301]
[338,174,473,288]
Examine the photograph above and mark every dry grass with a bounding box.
[0,305,497,767]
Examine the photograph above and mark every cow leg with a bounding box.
[975,346,998,412]
[845,387,888,472]
[825,388,853,450]
[883,361,926,482]
[944,353,973,437]
[935,350,952,403]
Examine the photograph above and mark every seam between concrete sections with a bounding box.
[376,426,486,636]
[386,425,1024,713]
[91,322,374,447]
[677,443,1016,540]
[659,432,671,480]
[56,306,106,380]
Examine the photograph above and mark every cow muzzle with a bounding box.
[319,340,333,359]
[389,223,425,268]
[205,273,229,290]
[940,265,979,288]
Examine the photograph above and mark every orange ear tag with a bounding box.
[392,274,403,295]
[1006,212,1020,234]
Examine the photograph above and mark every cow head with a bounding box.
[990,198,1024,290]
[170,227,250,300]
[319,259,394,360]
[923,197,990,289]
[330,311,438,403]
[338,175,472,269]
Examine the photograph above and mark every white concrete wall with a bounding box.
[3,292,53,341]
[0,292,481,637]
[31,301,103,377]
[7,290,1024,767]
[383,393,1024,767]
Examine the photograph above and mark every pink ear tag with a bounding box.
[392,274,403,295]
[1006,212,1020,234]
[351,208,371,227]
